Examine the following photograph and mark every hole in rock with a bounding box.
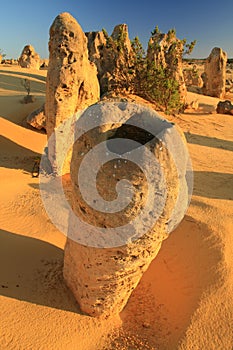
[106,124,156,155]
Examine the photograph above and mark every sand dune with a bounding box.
[0,66,233,349]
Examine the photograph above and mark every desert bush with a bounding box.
[151,25,161,36]
[102,28,108,39]
[143,62,183,113]
[130,37,183,113]
[102,26,195,113]
[183,40,197,56]
[21,78,31,95]
[21,78,35,103]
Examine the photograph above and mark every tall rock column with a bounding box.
[147,31,187,102]
[63,101,191,317]
[202,47,227,98]
[86,24,134,94]
[45,12,100,174]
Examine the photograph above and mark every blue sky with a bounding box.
[0,0,232,59]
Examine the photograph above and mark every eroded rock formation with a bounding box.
[63,101,190,317]
[45,12,100,174]
[183,67,203,87]
[86,24,134,94]
[202,47,227,98]
[19,45,40,69]
[216,100,233,115]
[27,104,46,130]
[147,31,187,102]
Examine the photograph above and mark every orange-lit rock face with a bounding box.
[19,45,40,69]
[45,12,100,175]
[86,24,134,95]
[63,101,191,316]
[202,47,227,98]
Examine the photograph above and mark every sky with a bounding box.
[0,0,233,59]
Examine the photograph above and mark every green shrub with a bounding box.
[102,28,108,39]
[131,37,183,113]
[151,25,160,36]
[144,63,183,113]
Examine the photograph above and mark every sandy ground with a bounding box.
[0,65,233,350]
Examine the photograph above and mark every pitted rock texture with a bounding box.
[147,32,187,102]
[19,45,40,69]
[27,104,46,130]
[45,12,100,174]
[202,47,227,98]
[86,24,134,94]
[63,101,190,317]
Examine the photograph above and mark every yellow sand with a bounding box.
[0,65,232,349]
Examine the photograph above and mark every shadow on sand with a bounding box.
[0,71,45,94]
[0,229,80,314]
[193,171,233,200]
[118,215,224,349]
[0,213,226,348]
[0,135,41,173]
[185,132,233,152]
[0,69,46,83]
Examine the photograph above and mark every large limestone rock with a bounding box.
[45,12,100,174]
[63,101,191,317]
[86,24,134,94]
[19,45,40,69]
[147,31,187,102]
[202,47,227,98]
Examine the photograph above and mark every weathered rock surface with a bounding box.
[183,68,203,87]
[19,45,40,69]
[45,12,100,174]
[63,101,190,317]
[86,31,107,79]
[27,104,46,130]
[216,100,233,115]
[202,47,227,98]
[147,31,187,102]
[86,24,134,94]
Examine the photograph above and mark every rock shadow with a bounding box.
[0,229,80,314]
[185,132,233,152]
[0,71,45,94]
[0,69,46,83]
[0,135,41,173]
[193,171,233,200]
[118,215,224,349]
